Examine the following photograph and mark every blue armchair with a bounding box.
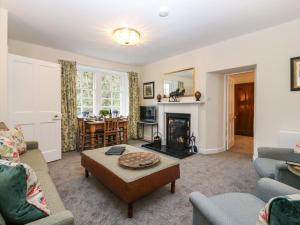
[189,178,300,225]
[253,147,300,189]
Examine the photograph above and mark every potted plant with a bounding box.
[99,109,110,117]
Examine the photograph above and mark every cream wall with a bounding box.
[0,8,8,122]
[140,19,300,156]
[8,40,142,73]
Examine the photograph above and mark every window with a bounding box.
[76,66,128,116]
[76,71,95,115]
[100,74,121,112]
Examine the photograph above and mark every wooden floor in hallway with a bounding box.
[229,135,253,155]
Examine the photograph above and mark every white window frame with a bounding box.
[77,65,129,116]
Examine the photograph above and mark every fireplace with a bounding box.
[142,112,194,159]
[166,113,190,151]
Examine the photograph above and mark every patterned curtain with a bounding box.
[59,60,78,152]
[128,72,140,139]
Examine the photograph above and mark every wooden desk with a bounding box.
[85,120,128,149]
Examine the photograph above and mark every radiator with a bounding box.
[279,130,300,148]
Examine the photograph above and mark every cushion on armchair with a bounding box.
[257,194,300,225]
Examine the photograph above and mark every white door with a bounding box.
[226,75,235,149]
[8,54,61,162]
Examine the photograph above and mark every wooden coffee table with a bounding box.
[81,145,180,218]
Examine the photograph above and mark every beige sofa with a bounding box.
[0,122,74,225]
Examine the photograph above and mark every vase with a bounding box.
[195,91,201,101]
[157,94,162,102]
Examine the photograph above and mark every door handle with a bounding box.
[53,114,61,120]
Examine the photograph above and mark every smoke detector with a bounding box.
[158,6,169,17]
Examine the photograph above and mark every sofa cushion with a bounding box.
[0,122,8,131]
[0,162,48,224]
[35,171,65,214]
[210,193,265,225]
[254,158,284,179]
[0,136,20,163]
[20,149,48,173]
[0,127,27,155]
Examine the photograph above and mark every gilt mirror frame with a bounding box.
[291,57,300,91]
[163,67,195,98]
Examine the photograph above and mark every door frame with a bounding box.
[224,70,256,151]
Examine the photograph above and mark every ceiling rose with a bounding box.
[112,27,141,46]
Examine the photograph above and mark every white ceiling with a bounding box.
[2,0,300,65]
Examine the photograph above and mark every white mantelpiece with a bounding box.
[157,100,205,105]
[157,101,205,152]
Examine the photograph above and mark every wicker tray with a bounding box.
[119,152,160,169]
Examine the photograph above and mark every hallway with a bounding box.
[229,135,253,155]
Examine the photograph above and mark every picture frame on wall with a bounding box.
[143,82,155,99]
[291,57,300,91]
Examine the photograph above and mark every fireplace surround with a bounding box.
[142,101,204,158]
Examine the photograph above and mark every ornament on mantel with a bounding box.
[157,94,162,102]
[194,91,202,101]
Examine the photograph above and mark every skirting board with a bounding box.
[198,147,225,154]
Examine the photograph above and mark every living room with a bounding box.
[1,1,300,225]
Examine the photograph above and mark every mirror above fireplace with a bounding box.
[163,68,195,98]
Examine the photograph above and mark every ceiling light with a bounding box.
[112,27,141,46]
[158,6,169,17]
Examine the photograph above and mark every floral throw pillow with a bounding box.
[0,136,20,162]
[0,126,27,155]
[294,142,300,154]
[0,160,50,216]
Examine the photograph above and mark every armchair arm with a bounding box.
[257,147,293,161]
[26,211,74,225]
[25,141,39,150]
[275,164,300,189]
[189,192,239,225]
[256,178,300,202]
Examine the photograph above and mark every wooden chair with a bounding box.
[104,118,119,146]
[118,118,128,144]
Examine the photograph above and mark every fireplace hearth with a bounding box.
[142,113,195,159]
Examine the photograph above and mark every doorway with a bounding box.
[226,71,255,154]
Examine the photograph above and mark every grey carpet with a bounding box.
[48,142,259,225]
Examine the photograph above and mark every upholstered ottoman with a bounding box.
[81,145,180,218]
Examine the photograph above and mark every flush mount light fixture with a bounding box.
[112,27,141,46]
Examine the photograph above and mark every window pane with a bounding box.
[82,72,93,89]
[83,108,93,113]
[111,76,120,91]
[77,107,81,114]
[112,99,120,107]
[102,99,111,107]
[101,91,111,98]
[112,92,120,99]
[112,107,120,112]
[112,83,120,91]
[101,81,110,91]
[82,98,93,107]
[100,107,110,111]
[82,89,93,98]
